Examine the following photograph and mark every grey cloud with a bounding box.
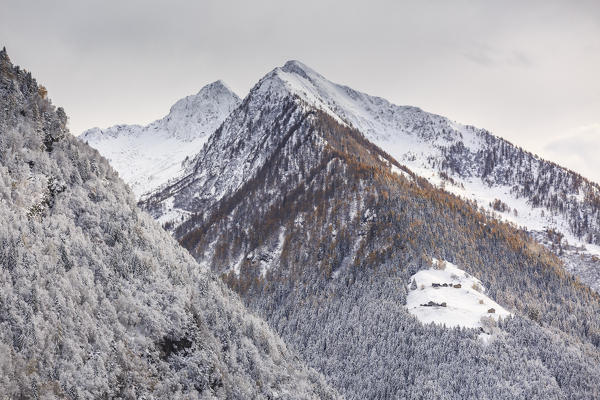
[463,44,496,67]
[544,124,600,182]
[1,0,599,182]
[463,44,533,69]
[507,51,533,68]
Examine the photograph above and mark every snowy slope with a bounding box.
[406,259,511,329]
[0,49,338,399]
[81,81,240,197]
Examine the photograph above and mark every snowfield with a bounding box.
[406,259,511,329]
[80,81,240,197]
[82,129,209,198]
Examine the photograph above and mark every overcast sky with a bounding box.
[2,0,599,181]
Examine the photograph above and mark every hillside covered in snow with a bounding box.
[0,49,337,399]
[80,80,240,197]
[406,259,511,330]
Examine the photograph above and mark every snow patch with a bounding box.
[390,164,412,180]
[406,259,511,329]
[260,228,287,277]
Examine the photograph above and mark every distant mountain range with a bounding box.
[96,60,599,292]
[81,80,240,197]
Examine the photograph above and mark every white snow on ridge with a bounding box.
[80,81,240,197]
[438,174,600,263]
[406,259,511,329]
[268,61,600,290]
[266,61,565,236]
[269,60,462,145]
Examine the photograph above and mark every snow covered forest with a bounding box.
[2,46,600,400]
[0,48,337,399]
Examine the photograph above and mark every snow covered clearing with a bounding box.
[406,259,511,329]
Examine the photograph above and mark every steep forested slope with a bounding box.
[0,49,337,399]
[143,63,600,399]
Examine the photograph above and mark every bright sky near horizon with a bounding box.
[1,0,599,182]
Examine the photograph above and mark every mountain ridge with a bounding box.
[140,67,600,398]
[80,80,241,197]
[138,60,600,291]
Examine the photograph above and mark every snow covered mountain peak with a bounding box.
[251,61,326,99]
[169,80,235,114]
[201,78,233,92]
[281,59,323,78]
[251,60,457,145]
[244,61,600,263]
[80,81,241,197]
[82,80,240,143]
[160,79,240,141]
